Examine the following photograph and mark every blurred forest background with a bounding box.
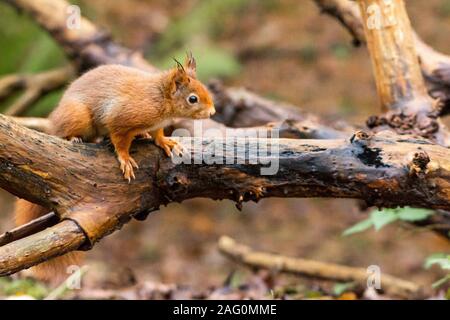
[1,0,450,299]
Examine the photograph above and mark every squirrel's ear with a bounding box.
[185,51,196,78]
[169,62,188,94]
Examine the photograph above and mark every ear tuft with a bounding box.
[168,63,187,95]
[173,58,185,73]
[185,51,197,78]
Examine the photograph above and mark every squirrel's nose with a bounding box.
[209,107,216,116]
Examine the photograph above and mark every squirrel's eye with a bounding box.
[187,94,199,105]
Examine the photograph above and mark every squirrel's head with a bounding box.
[165,53,215,119]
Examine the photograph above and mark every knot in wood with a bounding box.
[350,130,372,145]
[366,115,387,128]
[167,173,189,189]
[409,150,430,177]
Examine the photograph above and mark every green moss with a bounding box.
[0,277,49,299]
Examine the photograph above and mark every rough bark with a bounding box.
[1,113,450,274]
[356,0,444,143]
[0,212,58,246]
[0,220,85,276]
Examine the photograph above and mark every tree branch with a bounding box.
[1,113,450,274]
[356,0,446,143]
[0,66,74,116]
[218,236,424,299]
[314,0,450,119]
[0,212,58,246]
[0,220,85,276]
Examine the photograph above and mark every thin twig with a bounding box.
[0,66,74,116]
[218,236,424,299]
[0,212,59,247]
[9,116,52,133]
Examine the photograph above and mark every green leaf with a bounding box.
[398,208,433,222]
[424,253,450,270]
[0,278,48,299]
[342,218,373,236]
[333,282,357,296]
[371,210,399,231]
[432,275,450,289]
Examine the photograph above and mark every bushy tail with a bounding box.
[14,199,84,283]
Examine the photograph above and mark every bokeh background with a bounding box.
[1,0,450,298]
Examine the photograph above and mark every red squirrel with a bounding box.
[14,53,215,281]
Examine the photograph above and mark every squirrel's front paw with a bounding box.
[118,156,139,182]
[154,136,183,157]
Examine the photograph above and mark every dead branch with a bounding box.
[2,113,450,274]
[314,0,450,120]
[0,66,74,116]
[0,220,85,275]
[218,236,424,299]
[208,80,353,138]
[358,1,429,111]
[0,212,58,246]
[12,115,450,238]
[314,0,365,46]
[9,116,52,132]
[4,0,155,73]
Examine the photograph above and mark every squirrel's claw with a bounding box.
[118,156,138,182]
[172,143,184,157]
[70,137,83,143]
[154,136,183,157]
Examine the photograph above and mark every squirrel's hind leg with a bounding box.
[50,101,95,141]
